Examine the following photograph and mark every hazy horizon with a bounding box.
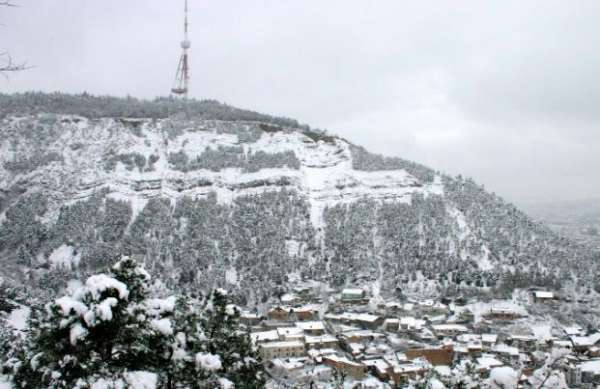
[2,0,600,204]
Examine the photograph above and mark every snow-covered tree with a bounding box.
[160,290,265,388]
[5,257,265,388]
[9,257,163,387]
[200,289,265,387]
[0,278,18,314]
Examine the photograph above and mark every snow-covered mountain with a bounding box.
[0,93,597,303]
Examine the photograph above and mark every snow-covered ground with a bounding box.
[7,306,30,331]
[47,244,81,270]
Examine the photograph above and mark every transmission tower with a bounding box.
[171,0,190,98]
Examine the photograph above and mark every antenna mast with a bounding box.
[171,0,190,98]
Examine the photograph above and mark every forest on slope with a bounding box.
[0,93,598,306]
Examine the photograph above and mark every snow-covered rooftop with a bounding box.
[251,330,279,343]
[295,321,325,331]
[533,291,554,299]
[579,359,600,373]
[477,355,503,370]
[260,340,305,349]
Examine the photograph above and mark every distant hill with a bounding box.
[522,198,600,251]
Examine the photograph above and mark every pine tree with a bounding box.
[0,280,18,313]
[151,290,266,388]
[8,257,167,388]
[6,257,266,388]
[162,295,221,389]
[201,289,265,388]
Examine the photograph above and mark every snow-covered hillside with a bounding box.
[0,116,441,230]
[0,95,597,302]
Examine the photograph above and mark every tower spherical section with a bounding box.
[181,40,191,49]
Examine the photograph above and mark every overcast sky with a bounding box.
[2,1,599,204]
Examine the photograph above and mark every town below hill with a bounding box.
[242,285,600,387]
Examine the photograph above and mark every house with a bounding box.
[508,335,537,352]
[352,313,383,329]
[417,300,449,315]
[383,302,403,314]
[239,312,262,326]
[290,305,318,321]
[453,345,470,358]
[384,352,409,367]
[333,323,360,333]
[347,342,365,357]
[481,334,498,350]
[341,288,367,303]
[324,312,383,329]
[341,330,384,344]
[292,284,314,298]
[363,359,391,381]
[457,333,480,344]
[389,363,427,386]
[432,324,469,338]
[491,344,520,365]
[307,348,337,363]
[418,299,434,309]
[425,314,447,324]
[364,342,392,357]
[262,320,294,329]
[267,305,318,322]
[466,340,483,356]
[276,327,305,341]
[268,306,291,321]
[405,346,454,366]
[532,290,555,304]
[296,321,326,335]
[259,340,306,360]
[323,355,366,380]
[251,330,279,344]
[383,318,399,332]
[304,334,339,350]
[579,359,600,385]
[399,317,425,332]
[571,333,600,353]
[566,364,583,387]
[417,328,437,342]
[484,307,521,321]
[589,346,600,358]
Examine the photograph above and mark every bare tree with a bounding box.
[1,0,28,74]
[1,52,27,73]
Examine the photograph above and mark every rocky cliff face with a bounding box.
[0,94,596,303]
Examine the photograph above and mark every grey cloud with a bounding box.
[1,0,599,203]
